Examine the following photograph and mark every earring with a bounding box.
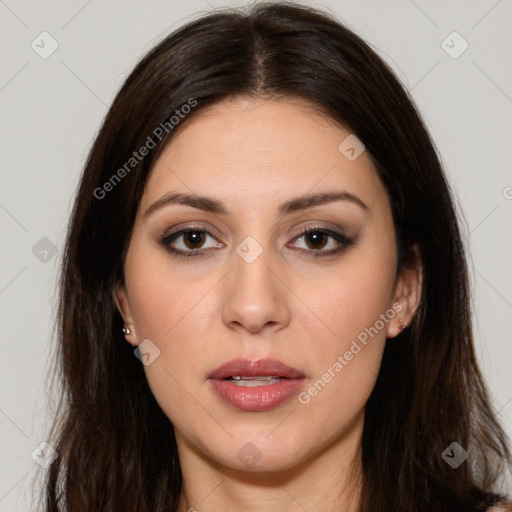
[399,319,405,331]
[122,326,131,335]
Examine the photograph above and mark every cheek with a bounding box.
[123,253,215,426]
[121,247,212,425]
[124,234,212,343]
[310,247,397,353]
[294,240,396,424]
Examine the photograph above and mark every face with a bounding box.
[115,96,420,474]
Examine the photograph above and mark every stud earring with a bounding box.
[399,319,405,331]
[122,326,131,335]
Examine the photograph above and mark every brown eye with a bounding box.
[183,231,206,249]
[303,231,329,250]
[289,227,354,257]
[161,228,224,258]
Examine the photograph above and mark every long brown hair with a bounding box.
[42,2,511,510]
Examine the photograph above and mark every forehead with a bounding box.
[140,96,389,215]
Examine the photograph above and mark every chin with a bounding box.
[190,422,316,473]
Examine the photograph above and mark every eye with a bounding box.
[161,225,353,259]
[288,227,353,256]
[162,228,223,258]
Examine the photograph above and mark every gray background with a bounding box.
[1,0,511,509]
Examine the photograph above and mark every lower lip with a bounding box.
[209,378,305,412]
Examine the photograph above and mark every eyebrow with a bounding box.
[143,190,369,219]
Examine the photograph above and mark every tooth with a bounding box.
[228,376,280,381]
[231,376,280,380]
[229,377,282,387]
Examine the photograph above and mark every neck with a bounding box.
[176,410,364,512]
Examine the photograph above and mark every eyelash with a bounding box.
[161,225,354,259]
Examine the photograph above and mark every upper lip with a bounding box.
[209,358,305,380]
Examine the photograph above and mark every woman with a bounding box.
[43,2,511,511]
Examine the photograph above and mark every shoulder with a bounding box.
[486,503,512,512]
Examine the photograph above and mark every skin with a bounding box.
[115,96,422,512]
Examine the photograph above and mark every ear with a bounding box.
[386,244,423,339]
[113,282,139,346]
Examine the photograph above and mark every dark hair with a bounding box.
[42,2,511,510]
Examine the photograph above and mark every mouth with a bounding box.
[208,358,306,412]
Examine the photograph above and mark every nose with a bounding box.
[221,243,291,334]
